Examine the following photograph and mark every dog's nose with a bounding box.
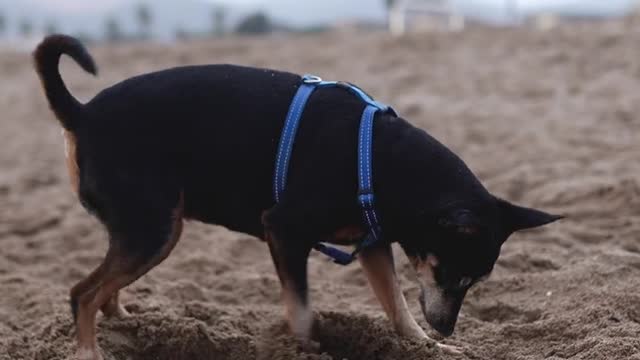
[427,317,455,337]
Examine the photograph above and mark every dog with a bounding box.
[34,35,561,360]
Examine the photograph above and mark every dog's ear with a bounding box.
[438,209,481,235]
[497,198,563,235]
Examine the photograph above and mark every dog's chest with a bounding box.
[326,225,366,245]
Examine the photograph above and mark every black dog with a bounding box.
[34,35,561,360]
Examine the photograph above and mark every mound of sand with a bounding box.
[1,21,640,360]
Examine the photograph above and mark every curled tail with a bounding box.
[33,34,97,131]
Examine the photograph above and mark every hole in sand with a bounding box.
[95,311,448,360]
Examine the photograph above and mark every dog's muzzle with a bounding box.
[419,286,466,337]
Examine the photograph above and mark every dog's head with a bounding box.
[397,197,562,337]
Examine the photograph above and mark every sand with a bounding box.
[1,19,640,360]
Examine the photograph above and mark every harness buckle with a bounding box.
[314,243,355,265]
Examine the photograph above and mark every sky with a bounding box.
[26,0,640,17]
[31,0,122,13]
[23,0,262,12]
[1,0,636,41]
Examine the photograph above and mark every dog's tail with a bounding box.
[33,34,97,131]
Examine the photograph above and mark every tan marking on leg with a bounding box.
[63,129,79,194]
[76,267,133,360]
[70,260,107,306]
[74,192,184,359]
[282,277,313,339]
[359,244,427,339]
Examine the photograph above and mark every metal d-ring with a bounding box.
[302,74,323,84]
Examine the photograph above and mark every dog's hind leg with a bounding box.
[68,255,129,320]
[73,192,184,360]
[70,260,108,322]
[359,243,462,355]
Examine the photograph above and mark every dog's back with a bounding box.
[34,36,370,236]
[83,65,306,232]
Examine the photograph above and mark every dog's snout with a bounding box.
[419,287,464,337]
[425,312,456,337]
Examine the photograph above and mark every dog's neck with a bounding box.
[372,115,491,222]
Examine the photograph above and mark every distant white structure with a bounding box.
[531,12,559,31]
[388,0,464,35]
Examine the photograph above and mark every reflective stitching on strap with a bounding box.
[274,83,315,202]
[280,88,305,189]
[276,86,302,198]
[359,106,381,240]
[358,110,366,193]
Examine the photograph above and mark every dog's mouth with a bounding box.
[418,286,465,337]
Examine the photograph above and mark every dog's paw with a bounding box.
[400,328,463,355]
[436,342,463,355]
[395,322,428,339]
[101,303,130,319]
[75,347,103,360]
[112,305,131,318]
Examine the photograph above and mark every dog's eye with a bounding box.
[459,277,472,288]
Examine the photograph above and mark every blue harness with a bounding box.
[273,74,396,265]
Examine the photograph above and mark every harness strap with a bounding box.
[357,105,383,243]
[273,74,393,265]
[274,81,316,202]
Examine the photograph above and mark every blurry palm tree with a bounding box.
[235,12,272,35]
[0,12,6,36]
[105,17,123,42]
[174,27,189,41]
[44,21,59,35]
[136,3,152,39]
[18,19,33,37]
[212,5,226,36]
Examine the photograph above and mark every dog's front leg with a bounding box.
[264,226,313,341]
[359,243,462,355]
[359,243,427,338]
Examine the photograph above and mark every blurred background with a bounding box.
[2,1,640,360]
[0,0,639,48]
